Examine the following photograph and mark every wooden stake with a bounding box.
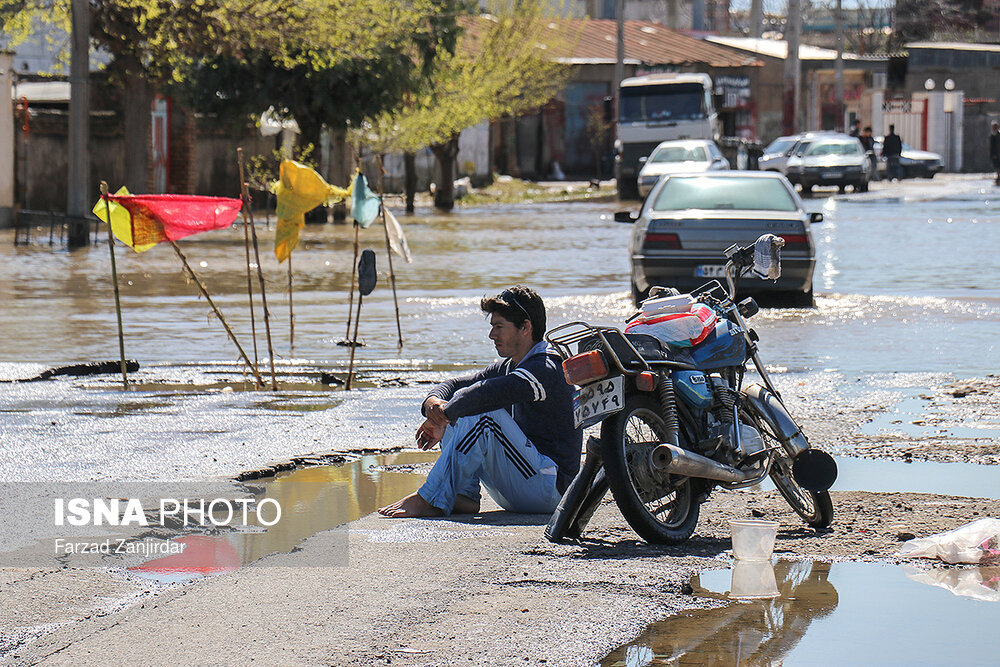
[287,253,295,356]
[376,155,403,349]
[238,148,278,391]
[236,156,261,388]
[168,239,263,387]
[345,293,364,390]
[100,181,129,390]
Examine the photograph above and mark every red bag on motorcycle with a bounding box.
[624,303,718,348]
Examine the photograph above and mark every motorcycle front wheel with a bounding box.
[601,394,700,544]
[749,415,834,528]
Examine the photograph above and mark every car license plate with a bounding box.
[573,375,624,429]
[821,171,843,179]
[695,265,727,278]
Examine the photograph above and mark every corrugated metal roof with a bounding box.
[563,19,762,67]
[459,16,761,68]
[705,36,886,62]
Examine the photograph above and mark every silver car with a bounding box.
[784,133,872,193]
[622,172,821,307]
[636,140,730,198]
[757,134,800,174]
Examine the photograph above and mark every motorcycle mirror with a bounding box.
[358,248,377,296]
[613,210,638,223]
[751,234,784,280]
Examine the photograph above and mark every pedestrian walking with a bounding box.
[849,119,861,138]
[882,124,903,182]
[990,121,1000,185]
[860,126,877,180]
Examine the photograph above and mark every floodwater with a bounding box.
[603,559,1000,666]
[1,177,998,377]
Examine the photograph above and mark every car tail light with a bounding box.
[778,234,810,252]
[562,350,609,386]
[643,232,681,250]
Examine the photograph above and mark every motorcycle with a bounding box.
[545,235,837,544]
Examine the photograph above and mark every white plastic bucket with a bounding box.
[729,519,779,561]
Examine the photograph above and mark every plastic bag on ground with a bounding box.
[897,518,1000,564]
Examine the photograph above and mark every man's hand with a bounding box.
[415,417,447,450]
[422,396,450,427]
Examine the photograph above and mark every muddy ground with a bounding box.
[2,374,999,666]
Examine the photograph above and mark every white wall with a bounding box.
[457,121,490,178]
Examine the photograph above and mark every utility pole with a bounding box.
[615,0,625,93]
[782,0,802,135]
[67,0,90,248]
[750,0,764,37]
[834,0,845,130]
[665,0,679,29]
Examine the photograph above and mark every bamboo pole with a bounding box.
[287,253,295,356]
[237,148,278,391]
[345,292,364,390]
[237,161,261,388]
[345,221,359,340]
[100,181,129,390]
[168,239,263,387]
[376,155,403,349]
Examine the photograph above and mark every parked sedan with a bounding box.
[757,134,800,173]
[625,172,821,307]
[873,139,944,179]
[636,140,730,198]
[784,133,871,193]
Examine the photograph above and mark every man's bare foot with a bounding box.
[377,492,480,517]
[378,492,442,518]
[452,494,481,515]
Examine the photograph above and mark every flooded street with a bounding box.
[1,175,998,376]
[2,175,1000,665]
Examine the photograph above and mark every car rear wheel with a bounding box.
[781,288,814,308]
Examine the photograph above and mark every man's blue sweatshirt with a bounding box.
[425,341,582,492]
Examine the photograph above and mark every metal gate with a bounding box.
[881,97,928,149]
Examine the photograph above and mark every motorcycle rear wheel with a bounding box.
[601,394,700,544]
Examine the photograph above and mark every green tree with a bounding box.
[358,0,578,210]
[0,0,453,190]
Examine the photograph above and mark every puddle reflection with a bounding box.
[128,451,433,583]
[604,560,1000,666]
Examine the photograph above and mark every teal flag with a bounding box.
[351,172,380,228]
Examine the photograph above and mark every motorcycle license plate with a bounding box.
[573,375,624,429]
[695,265,727,278]
[821,171,843,179]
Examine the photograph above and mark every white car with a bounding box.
[637,140,730,198]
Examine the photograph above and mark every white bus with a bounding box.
[615,73,720,199]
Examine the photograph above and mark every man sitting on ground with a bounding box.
[378,286,581,518]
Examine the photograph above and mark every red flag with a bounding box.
[104,194,242,249]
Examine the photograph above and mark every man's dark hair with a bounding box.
[889,124,895,133]
[481,285,546,343]
[863,126,872,133]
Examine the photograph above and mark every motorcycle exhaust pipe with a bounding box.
[650,443,759,484]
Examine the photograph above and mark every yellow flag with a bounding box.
[271,160,352,262]
[92,186,159,253]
